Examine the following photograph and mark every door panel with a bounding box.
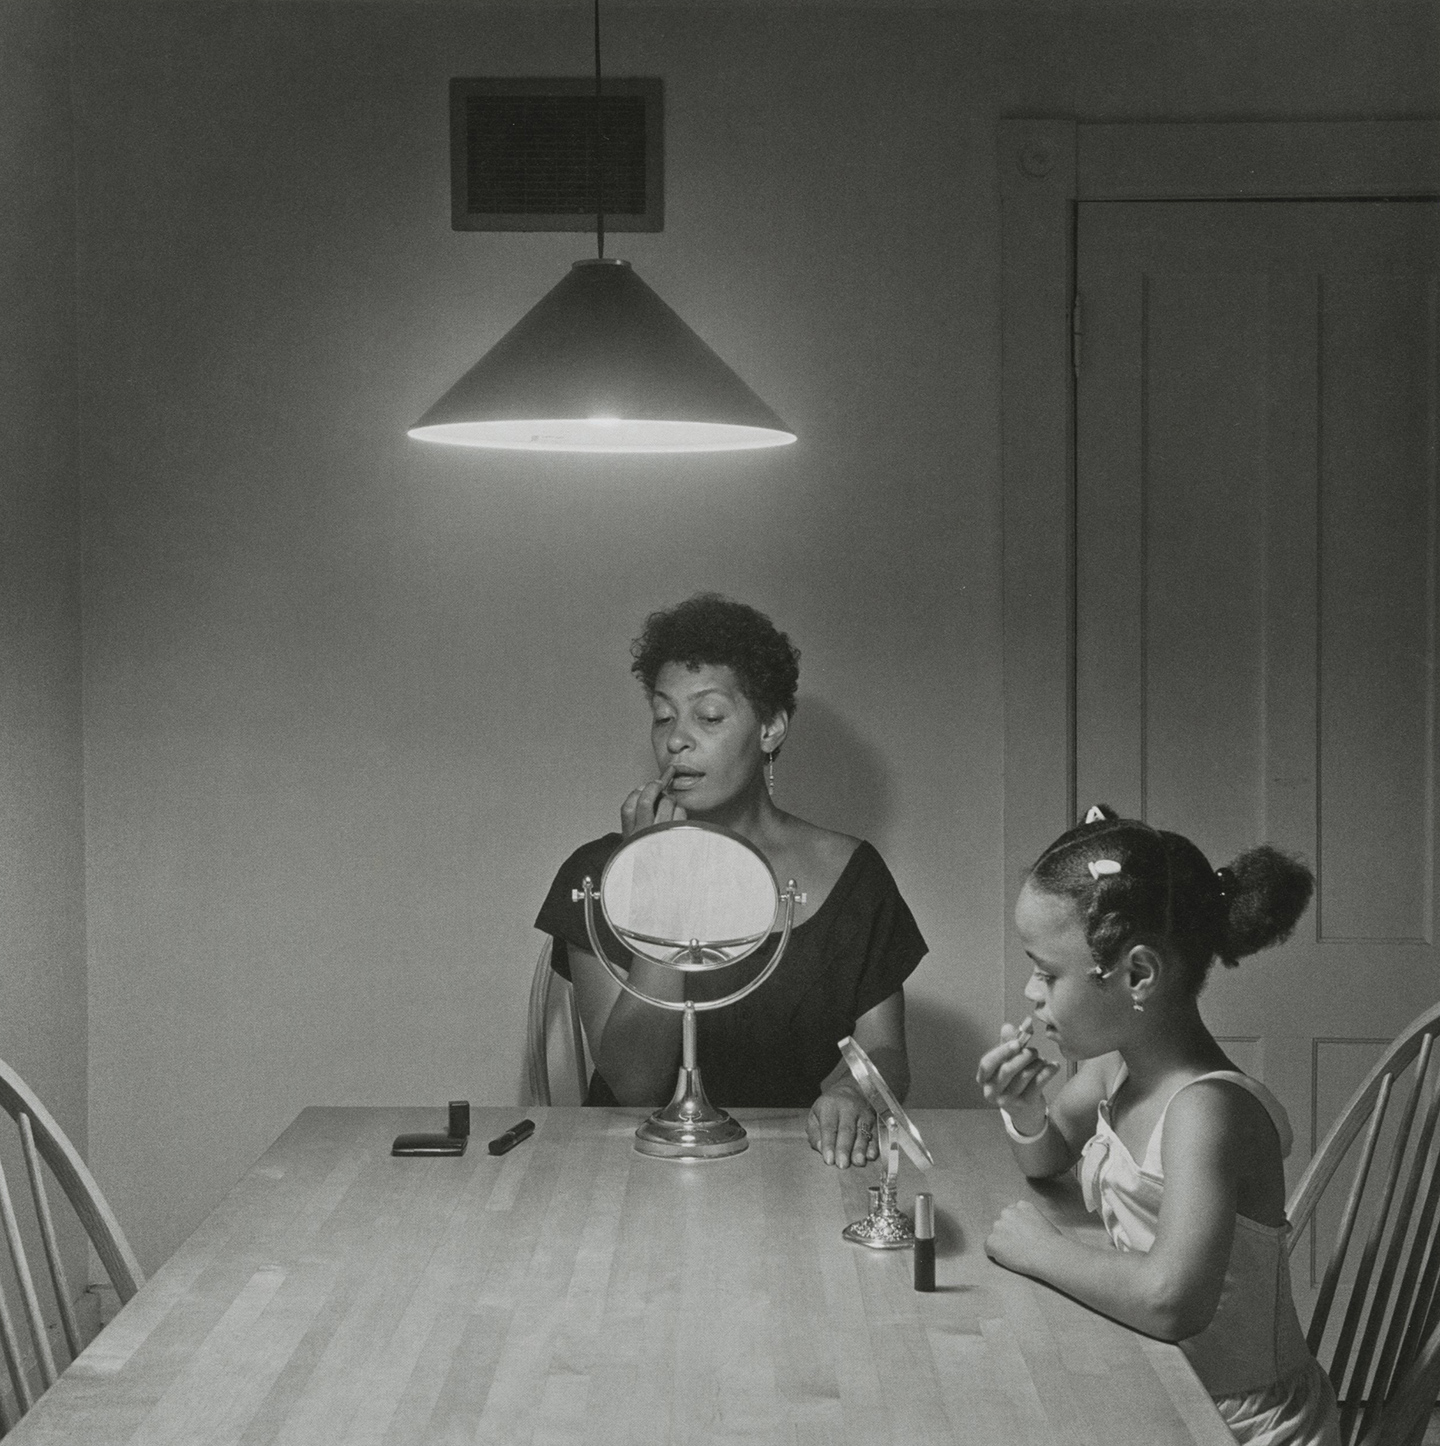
[1075,202,1440,1239]
[1319,272,1436,944]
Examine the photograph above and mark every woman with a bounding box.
[534,594,927,1169]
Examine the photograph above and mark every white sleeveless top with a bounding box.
[1079,1066,1314,1397]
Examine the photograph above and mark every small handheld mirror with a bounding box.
[837,1035,933,1248]
[573,821,805,1159]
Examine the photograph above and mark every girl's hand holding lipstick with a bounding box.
[620,765,690,837]
[975,1014,1060,1134]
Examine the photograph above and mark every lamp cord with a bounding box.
[593,0,605,260]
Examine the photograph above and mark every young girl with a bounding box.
[977,805,1339,1446]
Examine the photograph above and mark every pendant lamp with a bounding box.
[408,3,795,454]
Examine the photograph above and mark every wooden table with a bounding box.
[11,1108,1233,1445]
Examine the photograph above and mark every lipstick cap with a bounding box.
[914,1192,934,1239]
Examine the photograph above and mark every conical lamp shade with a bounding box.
[408,259,796,453]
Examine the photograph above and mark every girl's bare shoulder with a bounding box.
[1162,1074,1284,1156]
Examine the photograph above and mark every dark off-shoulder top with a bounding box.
[533,834,927,1108]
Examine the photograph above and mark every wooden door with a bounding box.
[1074,201,1440,1233]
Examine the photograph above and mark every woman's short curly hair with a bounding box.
[631,594,800,723]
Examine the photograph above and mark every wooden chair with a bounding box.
[0,1055,143,1429]
[1287,999,1440,1446]
[525,937,590,1105]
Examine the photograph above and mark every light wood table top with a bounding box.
[14,1107,1233,1445]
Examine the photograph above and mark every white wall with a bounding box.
[60,0,1440,1272]
[0,0,87,1214]
[0,0,89,1314]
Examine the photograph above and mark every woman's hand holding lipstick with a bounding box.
[620,764,690,837]
[975,1014,1059,1134]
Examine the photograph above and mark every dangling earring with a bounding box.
[764,751,775,795]
[1131,996,1145,1013]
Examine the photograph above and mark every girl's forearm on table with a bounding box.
[1024,1233,1214,1342]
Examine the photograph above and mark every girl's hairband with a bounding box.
[1082,806,1126,881]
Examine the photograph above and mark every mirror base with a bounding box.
[634,1114,748,1159]
[633,1062,748,1159]
[841,1209,916,1249]
[843,1158,916,1249]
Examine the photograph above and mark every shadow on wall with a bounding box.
[782,693,991,1103]
[781,693,893,848]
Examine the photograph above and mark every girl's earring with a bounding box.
[765,752,775,795]
[1131,996,1145,1013]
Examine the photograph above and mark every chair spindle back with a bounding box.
[1288,1000,1440,1446]
[0,1059,143,1429]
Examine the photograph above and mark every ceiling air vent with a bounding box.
[450,77,663,233]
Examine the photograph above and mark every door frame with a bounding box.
[998,119,1440,1023]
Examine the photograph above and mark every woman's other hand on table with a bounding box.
[621,765,689,837]
[807,1084,879,1168]
[985,1199,1062,1274]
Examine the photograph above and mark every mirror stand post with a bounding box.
[635,1002,748,1159]
[842,1114,916,1248]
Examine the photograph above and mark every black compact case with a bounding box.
[392,1100,470,1156]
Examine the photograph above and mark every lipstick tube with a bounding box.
[913,1193,935,1291]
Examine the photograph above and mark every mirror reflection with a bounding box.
[599,821,779,969]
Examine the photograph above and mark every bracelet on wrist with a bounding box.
[1000,1105,1049,1145]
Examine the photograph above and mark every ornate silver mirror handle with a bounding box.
[841,1114,917,1248]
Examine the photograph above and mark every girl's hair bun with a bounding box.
[1219,844,1315,964]
[1028,808,1315,993]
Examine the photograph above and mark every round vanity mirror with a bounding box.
[572,820,805,1159]
[598,821,780,969]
